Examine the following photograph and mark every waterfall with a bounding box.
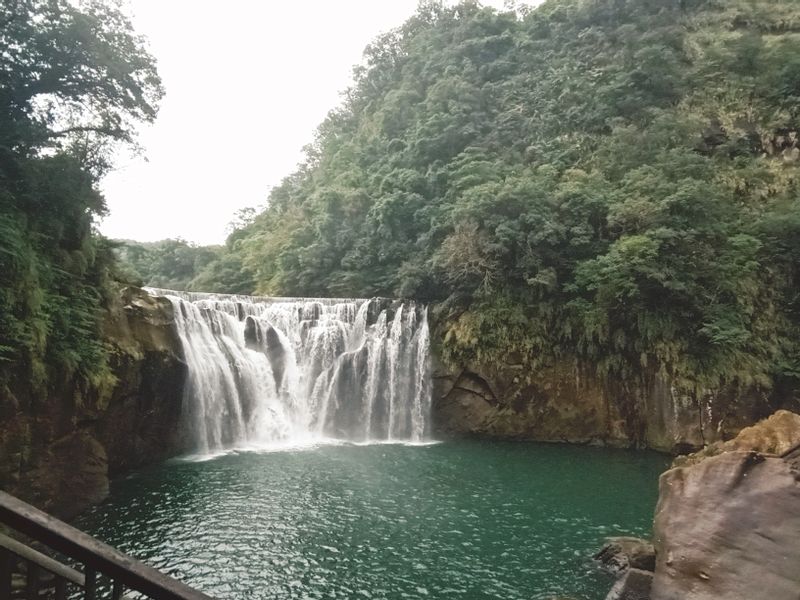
[146,288,432,453]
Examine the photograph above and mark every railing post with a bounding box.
[0,547,11,599]
[84,566,96,600]
[26,561,39,599]
[112,579,124,599]
[55,577,68,600]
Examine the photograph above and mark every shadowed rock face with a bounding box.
[432,363,634,447]
[0,287,185,520]
[432,359,800,452]
[99,288,187,478]
[651,450,800,599]
[606,569,653,600]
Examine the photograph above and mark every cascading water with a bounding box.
[146,288,432,453]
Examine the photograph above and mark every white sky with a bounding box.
[99,1,533,245]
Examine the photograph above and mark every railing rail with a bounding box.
[0,491,214,599]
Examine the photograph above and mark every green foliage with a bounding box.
[0,0,161,388]
[206,0,800,391]
[115,237,256,294]
[115,238,215,290]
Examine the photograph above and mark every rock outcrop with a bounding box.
[645,411,800,600]
[595,537,656,576]
[0,287,185,519]
[432,359,799,452]
[599,410,800,600]
[651,449,800,599]
[672,410,800,467]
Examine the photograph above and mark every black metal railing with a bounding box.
[0,491,214,599]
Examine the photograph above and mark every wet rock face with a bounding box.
[431,356,798,452]
[651,449,800,600]
[432,363,634,446]
[0,287,186,520]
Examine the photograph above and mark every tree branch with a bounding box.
[45,125,124,139]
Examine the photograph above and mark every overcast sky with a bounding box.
[99,1,533,245]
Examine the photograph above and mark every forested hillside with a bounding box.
[0,0,161,389]
[114,221,255,293]
[196,0,800,391]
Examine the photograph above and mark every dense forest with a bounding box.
[155,0,800,392]
[5,0,800,400]
[115,216,255,293]
[0,0,162,389]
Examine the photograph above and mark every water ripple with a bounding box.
[79,441,667,600]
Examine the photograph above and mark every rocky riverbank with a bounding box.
[598,410,800,600]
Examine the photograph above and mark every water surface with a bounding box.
[80,442,667,599]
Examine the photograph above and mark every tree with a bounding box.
[0,0,163,161]
[0,0,162,387]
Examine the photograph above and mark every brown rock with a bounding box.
[595,537,656,575]
[430,355,797,452]
[0,286,186,519]
[433,372,497,436]
[724,409,800,455]
[27,432,109,520]
[651,450,800,600]
[432,363,633,446]
[674,409,800,468]
[605,569,653,600]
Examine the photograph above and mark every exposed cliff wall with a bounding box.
[0,287,185,519]
[432,359,800,453]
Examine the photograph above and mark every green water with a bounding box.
[79,441,667,600]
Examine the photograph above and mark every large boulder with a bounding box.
[650,410,800,600]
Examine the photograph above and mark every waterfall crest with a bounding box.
[146,288,432,452]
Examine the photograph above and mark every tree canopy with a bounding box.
[0,0,162,388]
[197,0,800,391]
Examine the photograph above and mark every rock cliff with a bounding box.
[0,287,186,520]
[3,286,799,520]
[432,359,800,452]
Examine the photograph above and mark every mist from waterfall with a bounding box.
[146,289,432,453]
